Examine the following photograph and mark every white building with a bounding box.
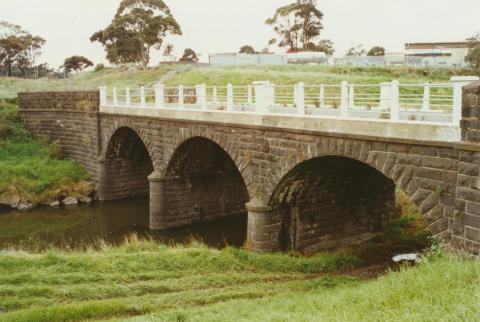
[209,53,287,66]
[209,52,328,66]
[404,42,471,68]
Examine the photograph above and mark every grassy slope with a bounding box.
[0,240,477,322]
[0,99,91,203]
[0,64,469,99]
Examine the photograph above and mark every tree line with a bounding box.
[1,0,480,78]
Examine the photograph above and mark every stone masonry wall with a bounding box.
[17,85,480,254]
[18,91,100,178]
[98,113,480,254]
[461,81,480,143]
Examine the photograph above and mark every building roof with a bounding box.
[405,41,471,50]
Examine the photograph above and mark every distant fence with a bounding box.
[99,76,479,125]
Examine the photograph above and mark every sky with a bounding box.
[1,0,479,68]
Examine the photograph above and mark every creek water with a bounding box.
[0,197,247,250]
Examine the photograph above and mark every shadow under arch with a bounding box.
[155,136,250,230]
[99,126,154,201]
[268,155,397,253]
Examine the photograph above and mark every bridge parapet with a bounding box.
[99,77,479,143]
[461,81,480,143]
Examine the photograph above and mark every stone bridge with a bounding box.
[18,80,480,254]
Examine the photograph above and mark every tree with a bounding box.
[307,39,334,56]
[346,44,366,56]
[239,45,256,54]
[90,0,182,67]
[0,21,46,77]
[63,56,94,73]
[367,46,385,56]
[466,32,480,71]
[266,0,323,52]
[163,43,174,56]
[179,48,198,63]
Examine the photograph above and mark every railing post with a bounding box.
[267,83,275,107]
[380,82,391,110]
[348,83,355,108]
[253,81,269,114]
[319,85,325,108]
[195,84,206,109]
[178,85,184,109]
[140,86,146,108]
[247,85,253,105]
[112,87,118,106]
[201,84,207,109]
[390,80,400,121]
[297,82,305,115]
[422,84,430,111]
[294,85,298,106]
[451,76,480,126]
[154,83,165,108]
[213,86,218,105]
[125,87,131,106]
[99,86,107,106]
[340,80,349,117]
[227,83,234,111]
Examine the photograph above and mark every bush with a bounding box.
[94,64,105,72]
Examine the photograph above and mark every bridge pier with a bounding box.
[96,158,109,201]
[148,171,179,230]
[246,200,281,252]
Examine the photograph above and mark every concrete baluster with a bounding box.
[195,84,202,108]
[422,84,430,111]
[125,87,131,106]
[98,86,107,106]
[297,82,305,115]
[227,83,234,111]
[319,85,325,108]
[253,81,269,114]
[153,83,165,108]
[201,84,207,109]
[140,86,146,108]
[247,85,253,105]
[379,82,391,110]
[340,81,349,117]
[112,87,118,106]
[293,85,298,107]
[348,83,355,108]
[213,86,218,105]
[390,80,400,121]
[178,85,184,109]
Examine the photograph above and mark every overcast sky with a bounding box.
[1,0,479,67]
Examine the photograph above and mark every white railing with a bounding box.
[99,76,479,126]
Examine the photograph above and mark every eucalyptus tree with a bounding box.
[63,56,94,73]
[266,0,323,51]
[91,0,182,67]
[0,21,46,77]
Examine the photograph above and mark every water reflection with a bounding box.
[0,197,247,250]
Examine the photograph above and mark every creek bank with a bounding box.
[0,190,95,212]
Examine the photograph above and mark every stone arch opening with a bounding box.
[151,137,249,230]
[268,156,396,253]
[99,127,154,200]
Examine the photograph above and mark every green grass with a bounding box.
[0,99,91,203]
[0,64,474,99]
[0,239,477,322]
